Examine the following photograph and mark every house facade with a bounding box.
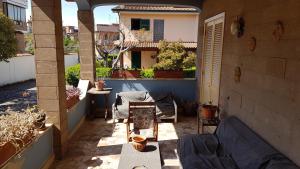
[1,0,27,53]
[112,5,199,69]
[63,26,78,40]
[95,23,119,46]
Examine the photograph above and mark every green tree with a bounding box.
[153,40,186,70]
[183,52,196,68]
[25,33,34,54]
[0,14,17,62]
[64,36,78,54]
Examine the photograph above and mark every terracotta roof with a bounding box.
[112,5,198,13]
[121,41,197,49]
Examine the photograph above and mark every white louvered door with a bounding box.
[201,13,225,105]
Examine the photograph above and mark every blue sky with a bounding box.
[26,0,118,27]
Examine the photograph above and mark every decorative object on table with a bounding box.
[125,102,158,142]
[230,16,245,38]
[201,103,218,120]
[131,135,147,152]
[234,66,242,83]
[272,20,284,41]
[248,36,256,51]
[95,80,105,91]
[66,87,81,109]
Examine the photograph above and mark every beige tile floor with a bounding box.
[54,116,204,169]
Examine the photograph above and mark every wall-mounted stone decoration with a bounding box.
[234,66,242,83]
[248,37,256,52]
[230,16,245,38]
[272,21,284,41]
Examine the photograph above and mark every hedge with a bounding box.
[140,69,154,78]
[96,67,112,78]
[65,65,196,83]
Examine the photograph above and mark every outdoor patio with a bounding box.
[54,117,201,169]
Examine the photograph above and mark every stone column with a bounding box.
[32,0,68,159]
[196,13,202,104]
[78,10,96,83]
[0,0,3,14]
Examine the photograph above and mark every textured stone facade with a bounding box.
[78,10,96,84]
[199,0,300,165]
[32,0,68,159]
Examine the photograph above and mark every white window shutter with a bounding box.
[200,13,225,105]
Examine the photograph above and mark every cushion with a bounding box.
[132,108,155,129]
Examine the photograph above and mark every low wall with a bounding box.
[67,97,88,138]
[2,126,54,169]
[0,54,79,86]
[95,79,197,113]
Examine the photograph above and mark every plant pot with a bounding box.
[201,105,218,119]
[0,142,17,166]
[95,80,105,91]
[132,135,147,152]
[111,70,141,78]
[66,95,80,109]
[154,70,183,78]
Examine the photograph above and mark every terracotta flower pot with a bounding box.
[154,70,183,78]
[132,135,147,152]
[0,142,17,166]
[201,105,218,119]
[95,80,105,91]
[111,70,141,78]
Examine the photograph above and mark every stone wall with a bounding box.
[198,0,300,165]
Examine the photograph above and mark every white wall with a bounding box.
[0,54,79,86]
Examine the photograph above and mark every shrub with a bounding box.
[141,69,154,78]
[153,40,186,71]
[96,67,112,78]
[0,14,17,62]
[66,64,80,87]
[183,67,196,78]
[183,52,196,68]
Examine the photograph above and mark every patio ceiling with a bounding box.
[67,0,202,10]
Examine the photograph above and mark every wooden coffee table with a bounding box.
[118,142,162,169]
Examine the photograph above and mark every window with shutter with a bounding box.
[200,13,225,105]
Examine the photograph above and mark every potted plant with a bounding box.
[111,68,141,78]
[0,107,44,166]
[201,102,218,119]
[66,87,81,109]
[153,41,185,78]
[95,80,105,91]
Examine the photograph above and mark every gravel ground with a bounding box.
[0,80,37,112]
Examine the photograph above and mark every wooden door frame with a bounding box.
[200,12,225,105]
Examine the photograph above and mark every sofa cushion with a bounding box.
[178,134,238,169]
[216,116,298,169]
[118,91,148,102]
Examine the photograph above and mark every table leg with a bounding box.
[104,94,108,120]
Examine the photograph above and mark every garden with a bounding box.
[66,41,197,87]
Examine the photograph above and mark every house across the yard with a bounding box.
[112,5,199,69]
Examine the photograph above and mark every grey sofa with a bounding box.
[112,91,177,123]
[178,116,299,169]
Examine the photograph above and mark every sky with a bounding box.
[26,0,119,27]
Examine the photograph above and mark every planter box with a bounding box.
[111,70,141,78]
[66,95,80,109]
[154,70,183,78]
